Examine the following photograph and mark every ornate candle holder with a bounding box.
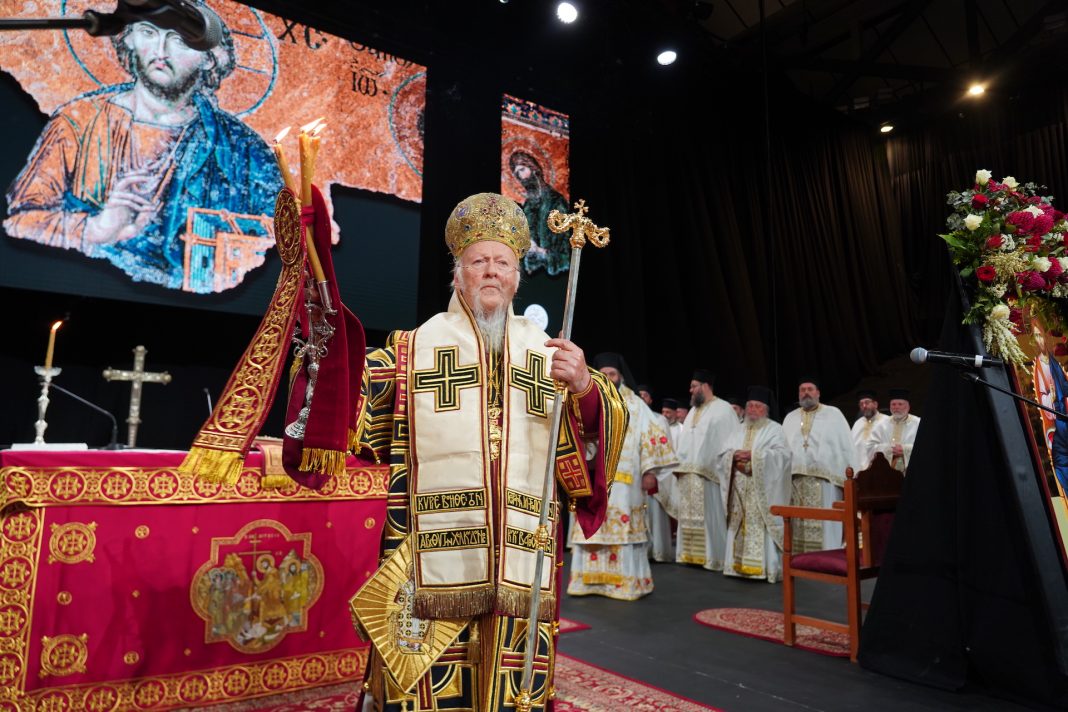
[33,366,61,445]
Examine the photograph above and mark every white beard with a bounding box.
[892,412,909,422]
[473,303,506,352]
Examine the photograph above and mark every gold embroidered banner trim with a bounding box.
[17,647,368,710]
[0,465,388,508]
[179,189,306,485]
[0,505,43,703]
[504,489,557,520]
[415,527,489,552]
[413,489,486,515]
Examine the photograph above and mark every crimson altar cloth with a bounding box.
[0,449,387,711]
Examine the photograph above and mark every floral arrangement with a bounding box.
[942,169,1068,364]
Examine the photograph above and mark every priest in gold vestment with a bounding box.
[350,193,628,712]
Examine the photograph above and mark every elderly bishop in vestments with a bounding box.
[869,388,921,472]
[351,194,628,712]
[716,386,792,582]
[782,378,856,552]
[568,353,677,599]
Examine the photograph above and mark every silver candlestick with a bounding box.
[33,366,62,445]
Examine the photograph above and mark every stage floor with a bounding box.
[559,559,1037,712]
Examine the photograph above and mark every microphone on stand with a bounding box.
[910,347,1005,369]
[0,0,222,51]
[203,387,213,417]
[46,382,123,450]
[119,0,223,51]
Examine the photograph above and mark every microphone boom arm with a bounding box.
[46,381,122,449]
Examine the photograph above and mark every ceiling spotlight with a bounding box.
[557,2,578,23]
[968,83,986,96]
[657,50,678,66]
[880,123,894,134]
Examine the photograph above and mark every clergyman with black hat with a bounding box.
[569,353,677,598]
[715,386,793,582]
[869,388,922,472]
[782,377,856,553]
[851,389,889,468]
[349,193,629,712]
[670,368,742,570]
[660,397,682,447]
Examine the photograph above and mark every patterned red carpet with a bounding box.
[694,607,849,658]
[558,617,591,633]
[233,618,723,711]
[553,654,723,712]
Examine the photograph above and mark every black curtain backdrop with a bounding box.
[568,72,917,407]
[887,86,1068,342]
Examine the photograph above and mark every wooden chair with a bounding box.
[769,453,904,661]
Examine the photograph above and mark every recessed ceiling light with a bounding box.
[968,83,986,96]
[880,124,894,134]
[657,50,677,66]
[557,2,578,23]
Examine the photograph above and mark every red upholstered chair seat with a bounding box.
[769,453,904,662]
[791,548,847,576]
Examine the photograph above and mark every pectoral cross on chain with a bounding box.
[103,345,172,448]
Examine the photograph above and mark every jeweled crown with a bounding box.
[445,193,531,258]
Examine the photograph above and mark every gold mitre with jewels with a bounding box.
[445,192,531,258]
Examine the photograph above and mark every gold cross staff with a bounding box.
[103,345,172,448]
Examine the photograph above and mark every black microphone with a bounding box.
[910,347,1004,369]
[47,382,124,450]
[118,0,222,51]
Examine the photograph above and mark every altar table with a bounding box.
[0,449,388,711]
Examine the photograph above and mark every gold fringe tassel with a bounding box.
[413,586,496,620]
[495,587,557,622]
[178,447,244,485]
[299,447,348,476]
[347,427,361,452]
[260,472,294,490]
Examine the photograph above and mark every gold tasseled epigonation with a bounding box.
[178,447,244,485]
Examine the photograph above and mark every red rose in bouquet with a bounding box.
[972,194,989,209]
[976,265,997,282]
[1017,270,1047,291]
[985,235,1004,249]
[1035,214,1055,236]
[1007,211,1036,233]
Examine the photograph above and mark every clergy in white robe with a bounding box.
[667,369,741,570]
[717,386,792,582]
[851,389,890,469]
[645,403,677,563]
[570,354,677,599]
[869,388,922,472]
[782,379,856,553]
